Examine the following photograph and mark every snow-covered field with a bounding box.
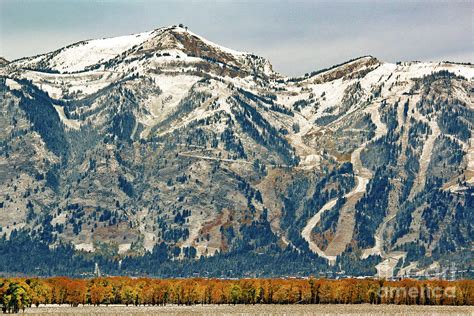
[22,304,474,315]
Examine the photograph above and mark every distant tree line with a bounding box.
[1,277,472,313]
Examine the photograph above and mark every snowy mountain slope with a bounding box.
[13,30,155,73]
[1,26,473,277]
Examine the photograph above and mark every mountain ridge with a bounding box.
[0,26,472,278]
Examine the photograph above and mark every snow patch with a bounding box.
[5,78,21,91]
[75,243,95,252]
[118,243,132,254]
[53,104,82,130]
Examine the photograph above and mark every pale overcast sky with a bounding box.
[1,0,472,76]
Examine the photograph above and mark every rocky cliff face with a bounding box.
[1,26,472,277]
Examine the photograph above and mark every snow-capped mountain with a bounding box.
[1,25,473,277]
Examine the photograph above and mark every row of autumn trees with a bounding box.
[1,277,473,312]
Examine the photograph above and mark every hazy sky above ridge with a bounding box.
[1,0,472,76]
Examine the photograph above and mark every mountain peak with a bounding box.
[10,25,276,78]
[136,25,246,61]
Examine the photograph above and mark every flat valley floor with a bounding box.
[22,304,473,315]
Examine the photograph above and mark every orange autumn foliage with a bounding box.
[0,276,472,310]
